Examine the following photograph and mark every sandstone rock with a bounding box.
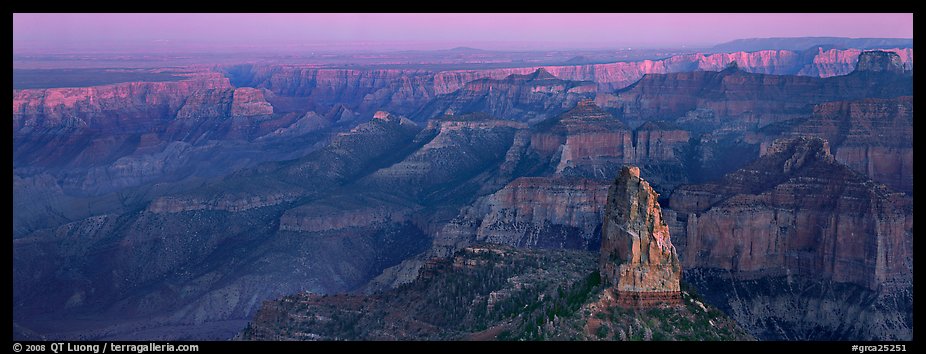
[219,48,914,122]
[631,121,690,162]
[362,114,523,196]
[798,47,913,77]
[668,137,912,290]
[855,50,906,74]
[147,191,301,213]
[530,100,632,178]
[231,88,273,116]
[475,177,610,249]
[175,89,234,120]
[415,68,595,123]
[765,96,912,193]
[600,166,681,307]
[606,61,911,129]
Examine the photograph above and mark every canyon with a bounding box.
[12,42,914,341]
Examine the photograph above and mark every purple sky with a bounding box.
[13,13,914,53]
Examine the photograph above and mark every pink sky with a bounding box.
[13,13,914,52]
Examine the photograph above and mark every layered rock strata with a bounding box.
[600,166,682,307]
[668,137,912,290]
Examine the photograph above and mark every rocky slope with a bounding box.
[12,69,350,238]
[467,177,609,250]
[239,245,750,341]
[665,137,912,339]
[14,110,541,340]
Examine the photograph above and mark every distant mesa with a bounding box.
[711,36,913,52]
[446,46,487,53]
[600,166,682,308]
[563,56,593,65]
[855,50,905,74]
[506,68,559,81]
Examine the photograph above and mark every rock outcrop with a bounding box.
[605,53,911,129]
[528,100,690,192]
[13,72,232,131]
[230,88,273,116]
[474,177,610,250]
[854,50,907,74]
[600,51,911,186]
[413,68,596,122]
[798,47,913,77]
[600,166,681,307]
[432,48,912,93]
[666,137,912,339]
[220,48,914,120]
[764,96,913,193]
[530,100,632,179]
[668,137,911,290]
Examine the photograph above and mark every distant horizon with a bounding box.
[13,13,914,54]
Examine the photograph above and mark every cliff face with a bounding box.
[223,65,437,116]
[474,177,610,250]
[666,137,912,340]
[218,48,914,120]
[603,51,911,188]
[431,48,912,94]
[669,137,911,290]
[414,69,596,122]
[13,72,233,131]
[14,71,303,175]
[631,122,690,162]
[606,59,911,128]
[800,48,912,76]
[600,166,681,307]
[529,100,691,192]
[533,100,633,178]
[230,88,274,116]
[764,96,913,194]
[14,49,913,134]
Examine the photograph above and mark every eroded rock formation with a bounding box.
[666,136,912,339]
[600,166,681,307]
